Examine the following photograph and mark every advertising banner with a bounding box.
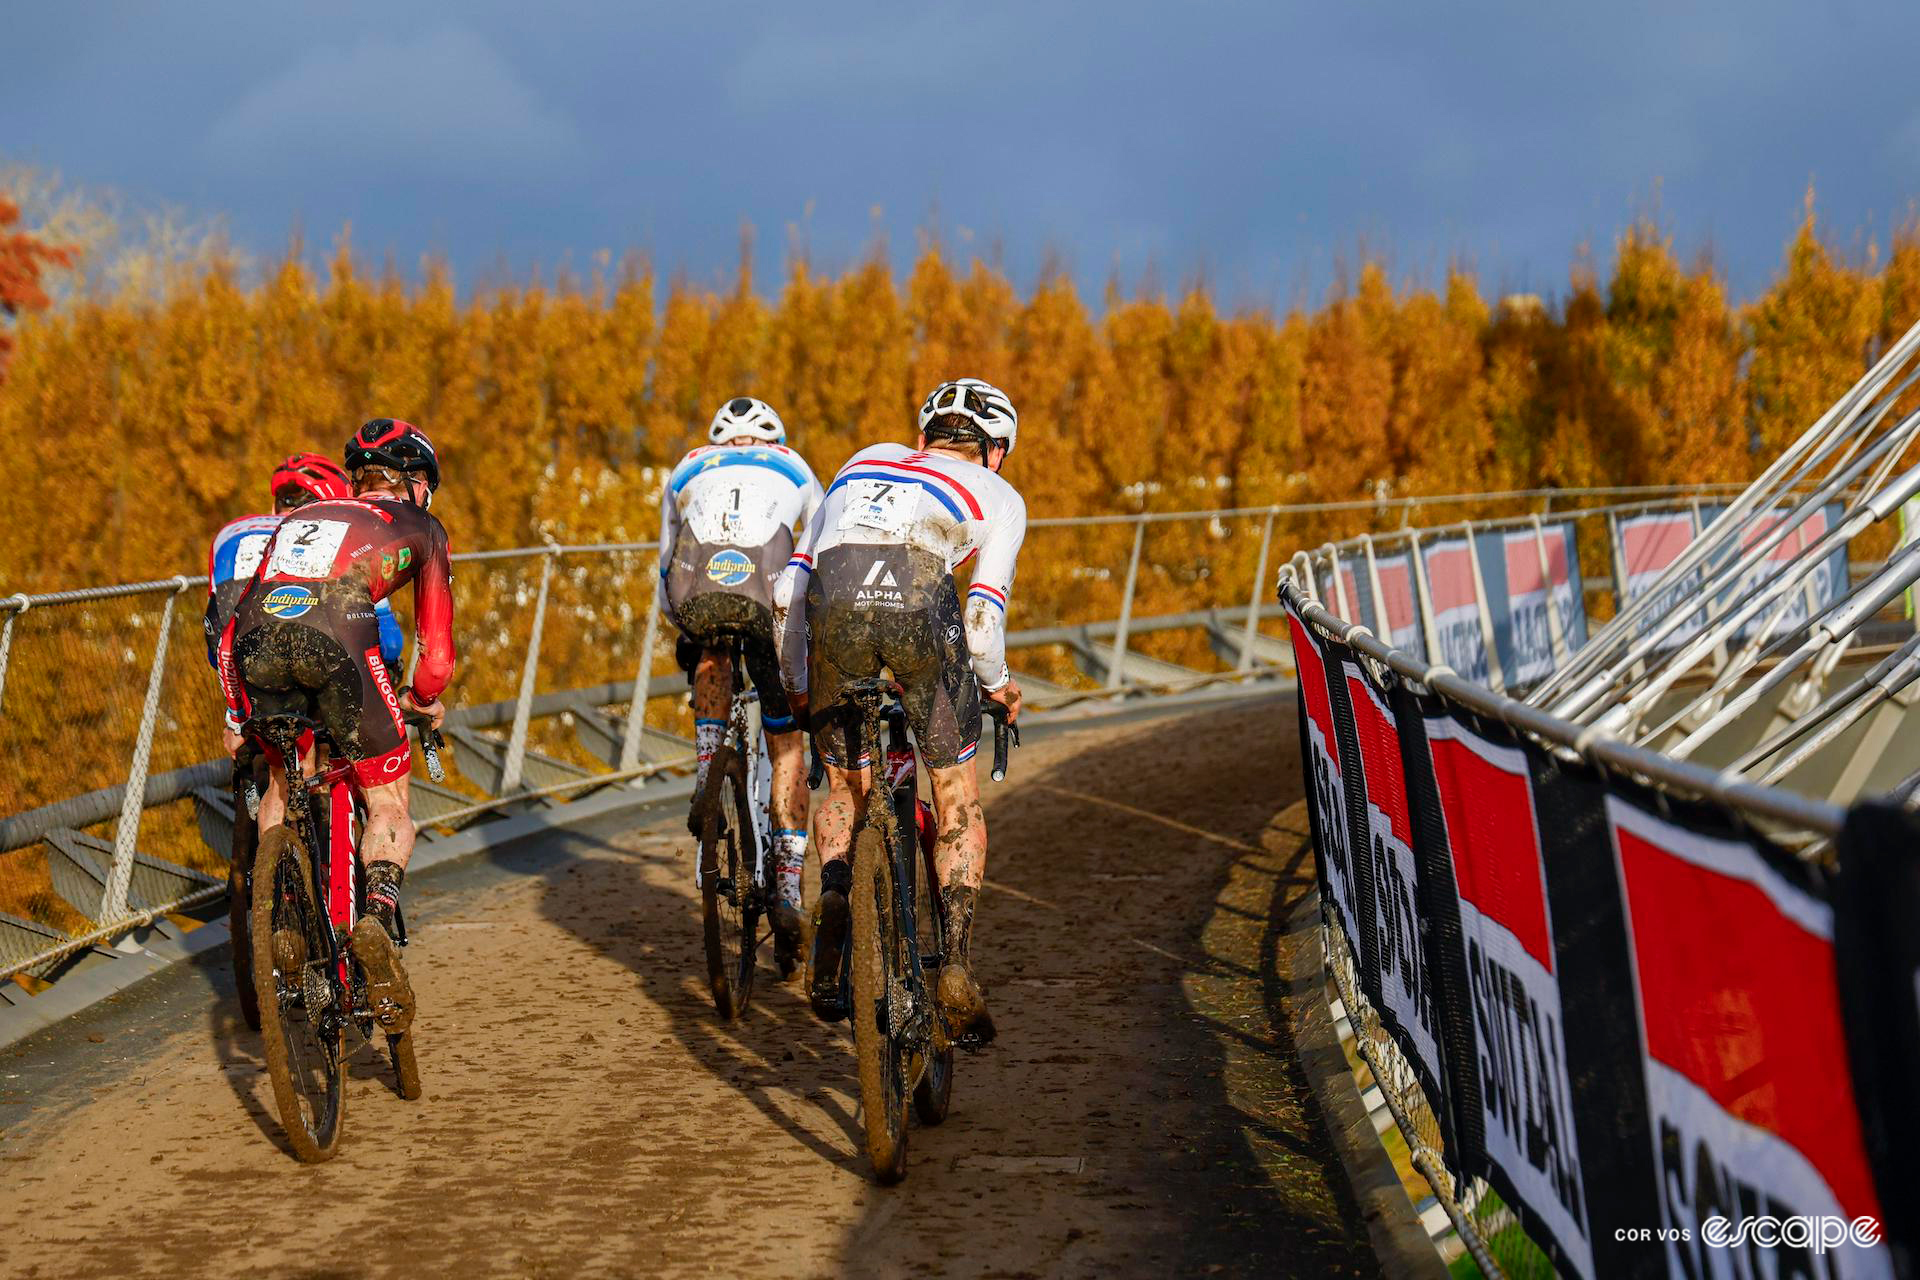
[1834,803,1920,1271]
[1339,656,1451,1119]
[1617,508,1706,651]
[1418,536,1494,684]
[1701,502,1849,645]
[1370,550,1427,660]
[1608,796,1891,1280]
[1411,710,1597,1277]
[1283,592,1363,954]
[1472,521,1587,687]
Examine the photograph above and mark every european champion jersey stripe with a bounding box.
[669,448,813,494]
[827,470,970,521]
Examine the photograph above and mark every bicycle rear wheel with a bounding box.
[251,825,345,1163]
[912,866,954,1127]
[700,746,761,1019]
[851,825,910,1182]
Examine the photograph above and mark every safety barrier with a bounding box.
[1283,508,1920,1273]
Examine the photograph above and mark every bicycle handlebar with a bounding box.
[400,699,447,784]
[981,699,1018,783]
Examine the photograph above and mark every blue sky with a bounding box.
[6,1,1920,306]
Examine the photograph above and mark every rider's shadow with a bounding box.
[527,826,867,1171]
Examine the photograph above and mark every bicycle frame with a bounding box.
[251,719,365,994]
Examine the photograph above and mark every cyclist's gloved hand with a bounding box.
[398,688,447,731]
[986,676,1023,725]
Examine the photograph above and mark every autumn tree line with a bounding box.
[1,204,1917,612]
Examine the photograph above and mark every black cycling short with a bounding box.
[672,592,797,733]
[806,544,981,770]
[232,603,411,788]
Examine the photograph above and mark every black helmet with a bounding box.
[345,419,440,500]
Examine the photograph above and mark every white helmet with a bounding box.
[918,378,1017,455]
[708,395,786,444]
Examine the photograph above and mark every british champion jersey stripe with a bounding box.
[968,583,1007,612]
[826,469,968,521]
[853,457,985,519]
[669,447,814,494]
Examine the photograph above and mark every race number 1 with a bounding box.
[840,478,916,534]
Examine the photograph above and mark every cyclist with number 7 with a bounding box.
[776,378,1025,1049]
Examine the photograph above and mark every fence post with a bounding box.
[99,578,189,924]
[1238,510,1276,671]
[618,554,665,775]
[0,595,27,717]
[499,546,557,795]
[1106,516,1146,690]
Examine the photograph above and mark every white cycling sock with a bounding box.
[694,718,725,793]
[773,829,807,908]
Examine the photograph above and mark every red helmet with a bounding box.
[269,452,350,506]
[345,418,441,501]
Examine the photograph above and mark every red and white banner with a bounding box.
[1371,551,1426,658]
[1610,800,1890,1280]
[1618,510,1706,650]
[1344,662,1446,1097]
[1426,717,1594,1277]
[1500,526,1579,685]
[1420,537,1493,684]
[1285,601,1362,951]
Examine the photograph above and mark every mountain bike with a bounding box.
[244,701,444,1163]
[692,637,783,1019]
[813,680,1015,1183]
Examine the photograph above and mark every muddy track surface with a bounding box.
[0,695,1378,1279]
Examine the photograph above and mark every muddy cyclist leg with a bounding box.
[353,774,416,1031]
[765,725,811,954]
[807,760,872,1015]
[691,648,730,797]
[927,760,995,1048]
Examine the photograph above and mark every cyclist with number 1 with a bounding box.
[660,397,825,967]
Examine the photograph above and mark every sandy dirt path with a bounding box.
[0,695,1375,1279]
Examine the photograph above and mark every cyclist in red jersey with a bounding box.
[218,419,454,1030]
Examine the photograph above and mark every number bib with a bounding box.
[230,532,273,582]
[266,518,350,579]
[839,478,918,535]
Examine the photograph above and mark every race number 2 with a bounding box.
[266,519,350,579]
[840,478,916,534]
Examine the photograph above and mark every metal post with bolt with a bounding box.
[1106,516,1147,690]
[99,577,191,924]
[499,546,557,795]
[618,554,665,777]
[1239,509,1276,671]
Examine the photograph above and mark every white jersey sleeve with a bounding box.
[656,477,678,613]
[774,502,824,696]
[961,488,1026,691]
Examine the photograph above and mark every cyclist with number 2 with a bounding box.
[218,419,455,1033]
[661,397,825,964]
[776,378,1025,1048]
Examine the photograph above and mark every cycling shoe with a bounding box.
[807,888,849,1021]
[936,960,996,1051]
[771,900,807,978]
[352,915,416,1033]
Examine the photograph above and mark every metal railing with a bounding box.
[4,493,1388,985]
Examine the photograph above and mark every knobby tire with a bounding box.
[251,825,344,1163]
[699,746,759,1020]
[851,824,910,1182]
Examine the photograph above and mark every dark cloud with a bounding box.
[4,1,1919,302]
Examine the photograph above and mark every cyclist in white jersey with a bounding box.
[661,396,825,958]
[775,378,1025,1047]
